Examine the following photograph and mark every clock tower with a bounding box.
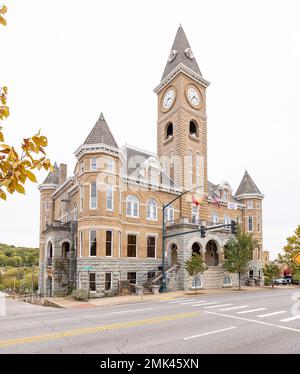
[154,25,210,220]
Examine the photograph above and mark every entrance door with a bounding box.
[205,240,219,266]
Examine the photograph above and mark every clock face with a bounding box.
[163,89,175,110]
[187,87,201,106]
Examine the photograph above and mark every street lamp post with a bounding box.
[160,185,204,293]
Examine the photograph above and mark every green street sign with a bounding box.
[83,266,94,271]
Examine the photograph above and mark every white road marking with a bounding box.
[280,315,300,322]
[109,308,153,315]
[160,298,189,303]
[220,305,249,311]
[237,308,267,314]
[166,298,190,303]
[191,302,219,307]
[206,311,300,334]
[257,311,286,318]
[204,304,233,309]
[184,326,237,341]
[180,300,208,305]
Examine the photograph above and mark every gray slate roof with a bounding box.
[42,162,59,185]
[235,170,262,196]
[83,113,118,148]
[161,25,202,81]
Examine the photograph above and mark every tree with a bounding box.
[184,253,207,293]
[263,262,280,287]
[223,226,258,290]
[0,5,52,200]
[278,226,300,277]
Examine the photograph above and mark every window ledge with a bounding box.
[163,136,174,145]
[189,134,200,142]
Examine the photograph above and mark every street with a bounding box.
[0,288,300,354]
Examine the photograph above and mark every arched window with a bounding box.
[189,121,197,136]
[166,123,173,139]
[166,204,174,222]
[126,195,139,217]
[62,242,70,259]
[211,212,219,224]
[224,214,231,225]
[146,199,157,220]
[223,276,231,285]
[192,276,202,289]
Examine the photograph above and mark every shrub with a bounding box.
[71,288,88,301]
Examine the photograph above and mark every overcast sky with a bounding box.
[1,0,299,259]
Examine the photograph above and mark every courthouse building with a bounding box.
[38,26,264,296]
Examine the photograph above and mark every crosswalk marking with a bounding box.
[184,326,237,341]
[165,298,188,304]
[280,315,300,322]
[204,303,233,309]
[237,308,267,314]
[220,305,248,311]
[168,299,192,304]
[191,302,219,307]
[257,311,286,318]
[180,300,205,305]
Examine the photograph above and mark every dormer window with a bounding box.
[189,121,197,137]
[223,191,228,201]
[166,123,173,139]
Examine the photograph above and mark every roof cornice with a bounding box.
[154,63,210,94]
[74,143,120,159]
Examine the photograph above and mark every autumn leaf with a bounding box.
[15,183,25,194]
[25,170,37,183]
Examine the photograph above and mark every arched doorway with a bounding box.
[46,241,53,266]
[205,240,219,266]
[192,242,201,256]
[171,244,178,266]
[62,242,70,259]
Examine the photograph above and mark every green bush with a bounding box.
[71,288,88,301]
[264,277,271,286]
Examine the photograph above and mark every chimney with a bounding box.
[59,163,67,185]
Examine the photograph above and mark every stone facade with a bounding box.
[38,26,265,297]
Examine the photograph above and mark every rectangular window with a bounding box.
[79,231,83,257]
[127,272,136,284]
[147,236,156,258]
[90,157,97,171]
[257,217,261,232]
[248,216,253,232]
[90,230,97,256]
[89,272,96,291]
[106,184,114,210]
[127,234,137,257]
[80,162,84,174]
[247,200,253,209]
[191,205,198,223]
[80,186,83,211]
[105,273,112,291]
[106,230,113,256]
[90,182,97,209]
[106,158,114,171]
[188,150,193,188]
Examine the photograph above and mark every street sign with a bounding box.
[293,252,300,266]
[83,266,94,271]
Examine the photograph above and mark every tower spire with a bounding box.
[161,25,202,82]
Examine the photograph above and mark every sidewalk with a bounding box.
[47,285,299,309]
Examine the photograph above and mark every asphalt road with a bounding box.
[0,288,300,354]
